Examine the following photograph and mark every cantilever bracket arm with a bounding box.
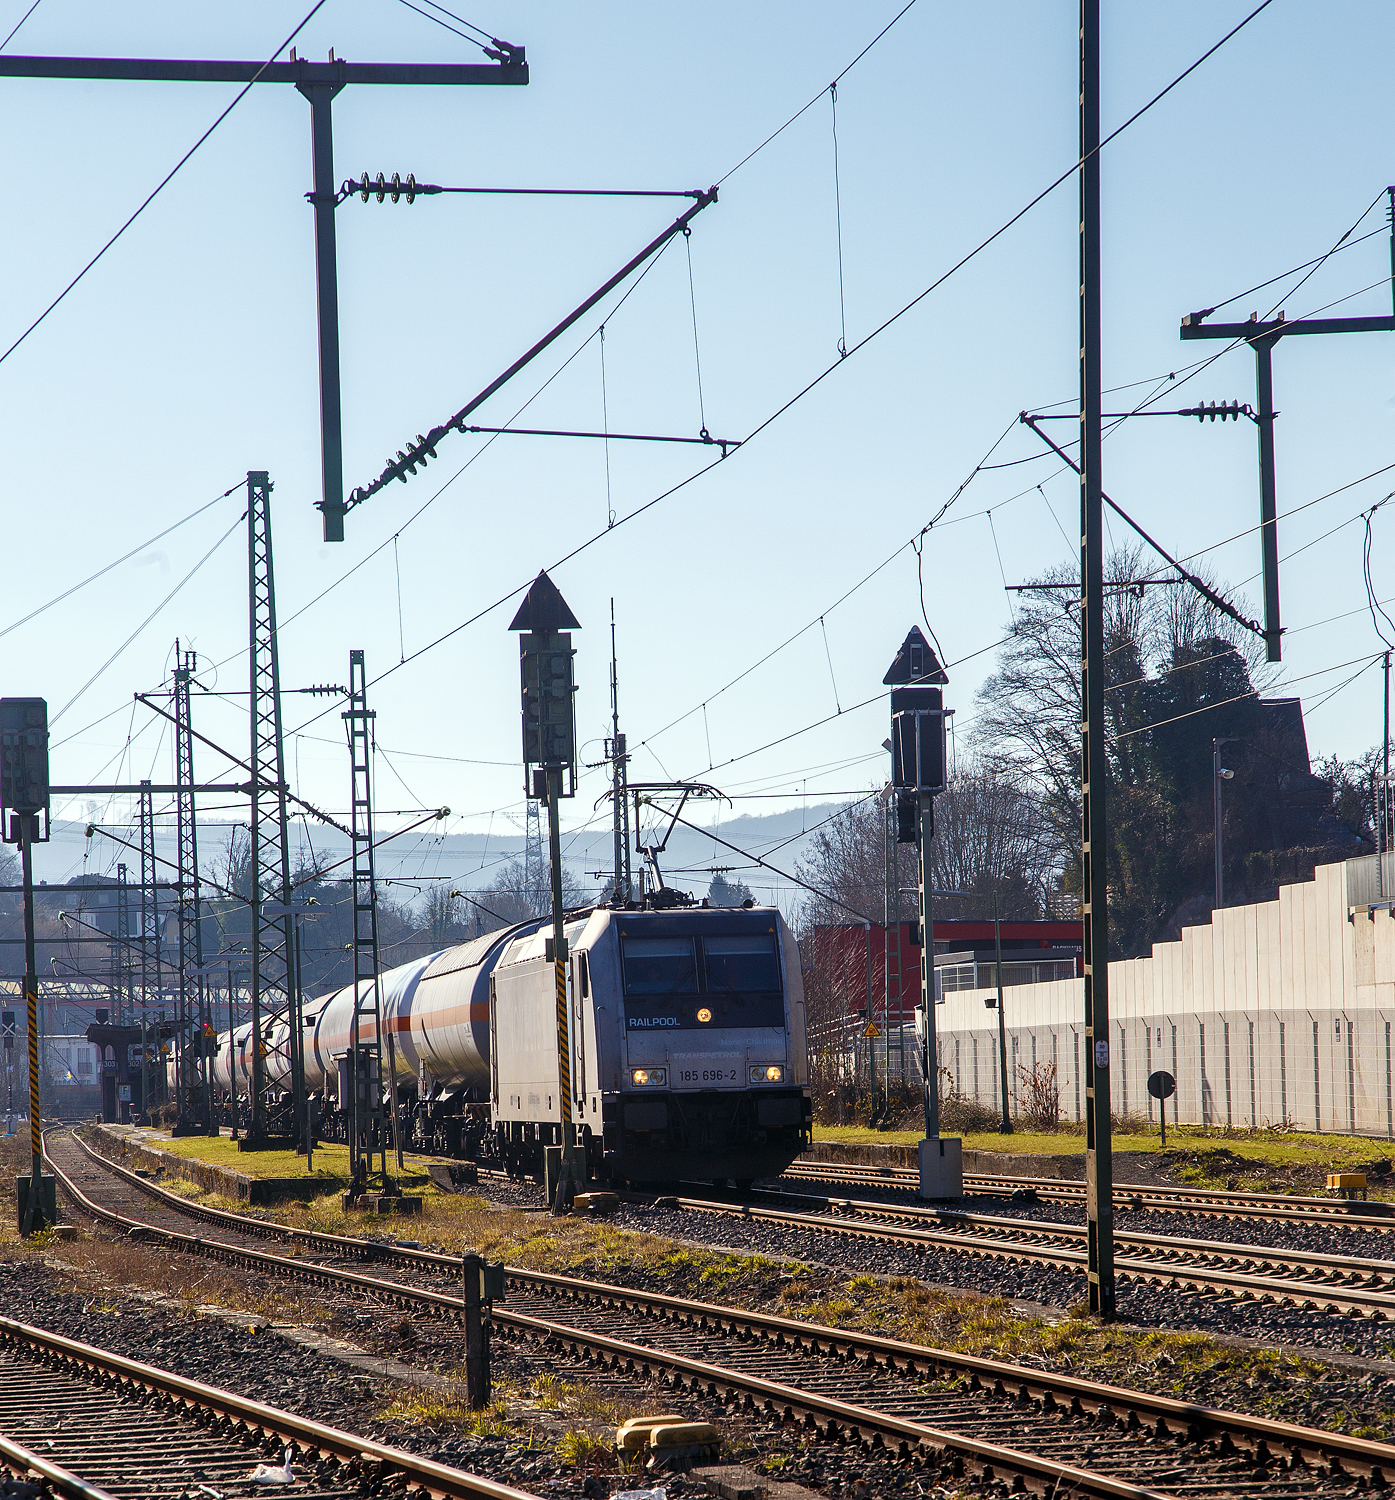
[134,693,353,838]
[1017,412,1266,642]
[328,186,720,537]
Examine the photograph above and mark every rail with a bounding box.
[43,1129,1395,1490]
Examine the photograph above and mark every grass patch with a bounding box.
[555,1429,612,1467]
[100,1128,380,1184]
[380,1389,515,1437]
[813,1121,1395,1187]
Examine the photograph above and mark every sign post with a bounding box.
[2,697,52,1234]
[1147,1070,1176,1148]
[509,571,585,1214]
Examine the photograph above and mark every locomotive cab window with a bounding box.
[705,934,779,995]
[622,938,697,996]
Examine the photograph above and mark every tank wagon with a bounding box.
[218,903,812,1187]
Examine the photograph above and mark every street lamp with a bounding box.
[1213,737,1239,911]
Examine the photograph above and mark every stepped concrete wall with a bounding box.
[934,859,1395,1138]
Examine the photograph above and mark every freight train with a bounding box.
[212,903,812,1188]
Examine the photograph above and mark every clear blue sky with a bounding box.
[4,0,1393,888]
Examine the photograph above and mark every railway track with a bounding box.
[38,1128,1395,1497]
[700,1186,1395,1317]
[782,1161,1395,1224]
[0,1313,533,1500]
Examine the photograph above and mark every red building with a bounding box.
[808,918,1083,1032]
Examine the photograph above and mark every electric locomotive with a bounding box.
[212,901,811,1188]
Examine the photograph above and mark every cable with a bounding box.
[986,509,1014,623]
[1199,223,1389,321]
[684,230,708,437]
[1307,654,1384,716]
[51,515,241,725]
[667,807,878,923]
[819,617,842,715]
[396,0,509,54]
[1363,496,1395,650]
[0,481,241,642]
[0,0,331,372]
[284,1,1272,747]
[830,82,848,357]
[1112,651,1384,742]
[717,0,920,187]
[600,325,614,528]
[0,0,41,52]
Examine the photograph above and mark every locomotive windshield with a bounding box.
[621,928,783,1030]
[704,935,779,994]
[621,938,697,995]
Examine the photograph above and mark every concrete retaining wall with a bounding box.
[934,857,1395,1138]
[93,1125,336,1204]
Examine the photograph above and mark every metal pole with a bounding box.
[994,894,1011,1133]
[228,968,240,1140]
[1079,0,1115,1319]
[1213,738,1225,911]
[864,922,876,1107]
[918,794,938,1138]
[1382,650,1390,899]
[299,923,313,1173]
[1254,334,1282,664]
[20,829,44,1234]
[547,768,580,1213]
[462,1253,489,1409]
[610,601,624,904]
[297,78,347,542]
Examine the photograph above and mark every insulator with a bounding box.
[391,172,401,204]
[406,173,417,205]
[359,172,371,203]
[375,172,386,203]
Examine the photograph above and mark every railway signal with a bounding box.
[883,630,961,1200]
[509,571,584,1214]
[2,696,53,1234]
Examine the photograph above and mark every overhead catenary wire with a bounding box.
[395,0,515,55]
[0,0,41,53]
[0,0,332,372]
[51,515,242,725]
[297,0,1277,742]
[830,81,849,357]
[716,0,921,186]
[53,0,1287,793]
[0,481,242,641]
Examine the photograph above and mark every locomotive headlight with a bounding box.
[631,1067,667,1087]
[696,1007,713,1024]
[750,1064,784,1083]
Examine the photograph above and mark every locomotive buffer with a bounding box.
[509,570,587,1213]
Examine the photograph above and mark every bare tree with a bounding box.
[795,764,1059,933]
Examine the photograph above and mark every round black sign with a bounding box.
[1147,1070,1176,1101]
